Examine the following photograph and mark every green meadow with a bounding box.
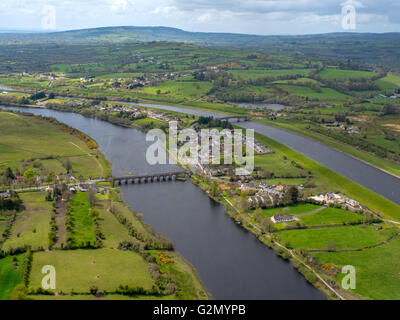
[2,192,51,252]
[0,255,24,300]
[277,225,396,251]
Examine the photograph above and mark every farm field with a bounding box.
[1,192,51,252]
[260,203,322,218]
[229,69,313,80]
[0,111,111,181]
[316,68,378,80]
[0,254,23,300]
[29,249,155,293]
[276,84,350,100]
[312,237,400,300]
[67,192,96,247]
[299,207,363,226]
[277,225,396,251]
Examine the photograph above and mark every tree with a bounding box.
[209,181,219,197]
[23,169,35,180]
[5,167,15,181]
[286,186,299,204]
[253,208,263,223]
[63,159,72,174]
[261,218,274,233]
[87,188,97,207]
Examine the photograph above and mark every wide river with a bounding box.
[0,105,325,300]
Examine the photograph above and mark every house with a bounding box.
[259,182,270,189]
[345,198,361,212]
[240,183,257,192]
[271,215,297,224]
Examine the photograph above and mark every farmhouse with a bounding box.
[271,215,297,224]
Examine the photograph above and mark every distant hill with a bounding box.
[0,26,399,69]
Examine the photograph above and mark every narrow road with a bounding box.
[296,206,326,217]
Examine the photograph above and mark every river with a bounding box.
[0,105,325,300]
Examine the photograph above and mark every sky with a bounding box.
[0,0,399,35]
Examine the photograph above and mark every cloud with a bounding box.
[0,0,399,34]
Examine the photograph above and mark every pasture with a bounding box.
[277,225,397,251]
[2,192,51,252]
[29,249,155,293]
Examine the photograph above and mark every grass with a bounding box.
[259,203,322,218]
[312,237,400,300]
[317,68,378,80]
[29,249,155,293]
[140,80,213,100]
[0,111,110,179]
[276,84,350,100]
[68,192,95,246]
[254,153,304,177]
[2,192,51,252]
[229,69,313,80]
[299,207,363,226]
[0,255,23,300]
[277,225,396,251]
[96,199,133,249]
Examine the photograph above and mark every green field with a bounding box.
[313,237,400,300]
[278,225,396,251]
[29,249,155,293]
[140,80,213,100]
[2,192,51,252]
[254,153,305,178]
[229,69,313,80]
[0,111,110,180]
[67,192,96,247]
[299,207,363,226]
[0,255,23,300]
[260,203,322,218]
[276,84,350,100]
[317,68,378,80]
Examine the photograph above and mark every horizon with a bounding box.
[0,0,399,35]
[1,25,400,37]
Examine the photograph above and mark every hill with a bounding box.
[0,26,400,69]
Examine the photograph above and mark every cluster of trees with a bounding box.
[0,192,23,212]
[30,91,46,100]
[197,116,233,129]
[0,94,30,106]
